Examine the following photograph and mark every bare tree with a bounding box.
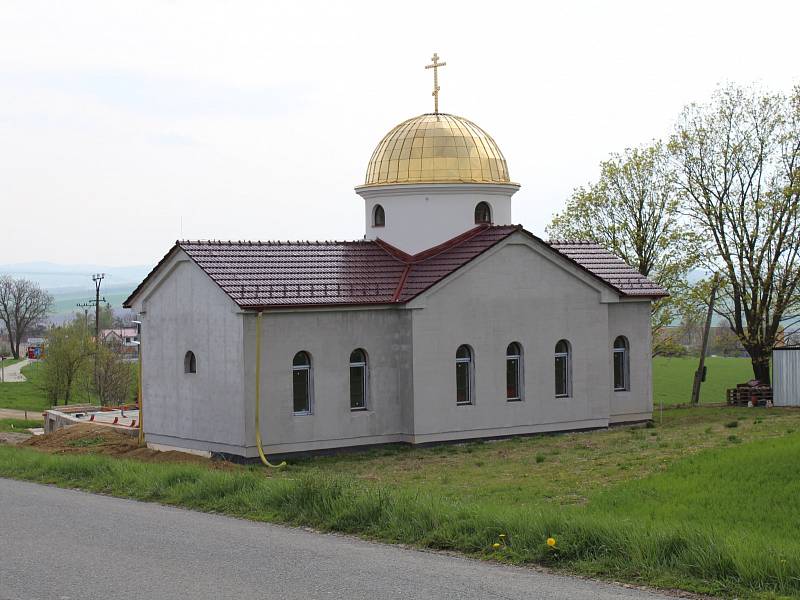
[91,339,135,406]
[547,142,699,354]
[670,84,800,383]
[0,276,54,359]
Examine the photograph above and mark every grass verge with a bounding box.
[653,356,754,406]
[0,418,42,433]
[2,431,800,599]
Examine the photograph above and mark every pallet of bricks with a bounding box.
[726,380,773,407]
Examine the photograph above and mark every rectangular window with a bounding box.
[506,357,520,400]
[350,365,366,410]
[613,350,627,391]
[293,368,310,413]
[555,355,569,397]
[456,361,471,404]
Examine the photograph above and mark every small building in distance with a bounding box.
[100,328,139,359]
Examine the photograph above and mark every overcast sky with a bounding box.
[2,0,798,267]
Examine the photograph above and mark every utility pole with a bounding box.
[78,274,107,391]
[691,276,720,406]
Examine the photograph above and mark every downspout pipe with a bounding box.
[255,311,286,468]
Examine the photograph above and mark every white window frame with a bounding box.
[506,343,523,401]
[292,353,313,415]
[456,346,474,405]
[554,341,571,398]
[613,337,630,392]
[349,349,368,411]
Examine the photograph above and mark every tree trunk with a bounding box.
[750,352,771,385]
[12,337,20,360]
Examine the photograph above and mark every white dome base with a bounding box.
[355,182,520,255]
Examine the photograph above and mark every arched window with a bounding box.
[506,342,523,401]
[292,351,312,414]
[554,340,571,398]
[474,201,492,224]
[456,345,474,405]
[613,336,630,391]
[373,204,386,227]
[184,351,196,374]
[349,349,368,410]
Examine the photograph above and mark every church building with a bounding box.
[124,56,666,459]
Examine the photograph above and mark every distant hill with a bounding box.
[0,262,149,322]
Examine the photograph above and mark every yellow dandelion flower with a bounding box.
[492,543,501,549]
[546,537,556,547]
[499,534,506,539]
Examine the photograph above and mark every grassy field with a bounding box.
[0,360,135,412]
[653,356,754,406]
[2,407,800,598]
[0,418,42,432]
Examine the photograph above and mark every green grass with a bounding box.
[2,428,800,598]
[653,356,754,406]
[2,407,800,598]
[0,363,49,411]
[290,407,800,509]
[0,359,135,411]
[0,362,88,411]
[0,357,24,369]
[0,418,41,432]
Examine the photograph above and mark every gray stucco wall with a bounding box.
[132,236,652,457]
[407,238,652,442]
[607,301,653,422]
[244,308,413,455]
[137,252,247,453]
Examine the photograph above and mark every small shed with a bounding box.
[772,347,800,407]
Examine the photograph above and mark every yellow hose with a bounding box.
[137,340,144,446]
[255,311,286,468]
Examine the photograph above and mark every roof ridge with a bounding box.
[177,239,373,246]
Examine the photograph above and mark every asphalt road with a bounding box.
[0,478,680,600]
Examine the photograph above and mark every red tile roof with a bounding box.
[124,226,666,310]
[547,241,669,298]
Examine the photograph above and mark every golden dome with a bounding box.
[364,113,511,186]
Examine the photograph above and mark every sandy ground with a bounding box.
[0,408,43,420]
[19,422,232,467]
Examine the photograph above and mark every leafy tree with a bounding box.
[99,303,114,330]
[670,84,800,383]
[39,321,92,405]
[547,142,699,354]
[0,276,54,359]
[88,339,135,406]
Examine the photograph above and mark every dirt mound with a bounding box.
[22,423,231,468]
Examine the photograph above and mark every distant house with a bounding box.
[100,328,139,358]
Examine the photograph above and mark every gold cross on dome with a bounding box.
[425,52,446,113]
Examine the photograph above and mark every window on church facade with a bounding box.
[613,336,630,391]
[292,351,312,414]
[474,201,492,224]
[373,204,385,227]
[349,349,368,410]
[506,342,522,401]
[456,345,473,405]
[184,351,196,374]
[555,340,571,397]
